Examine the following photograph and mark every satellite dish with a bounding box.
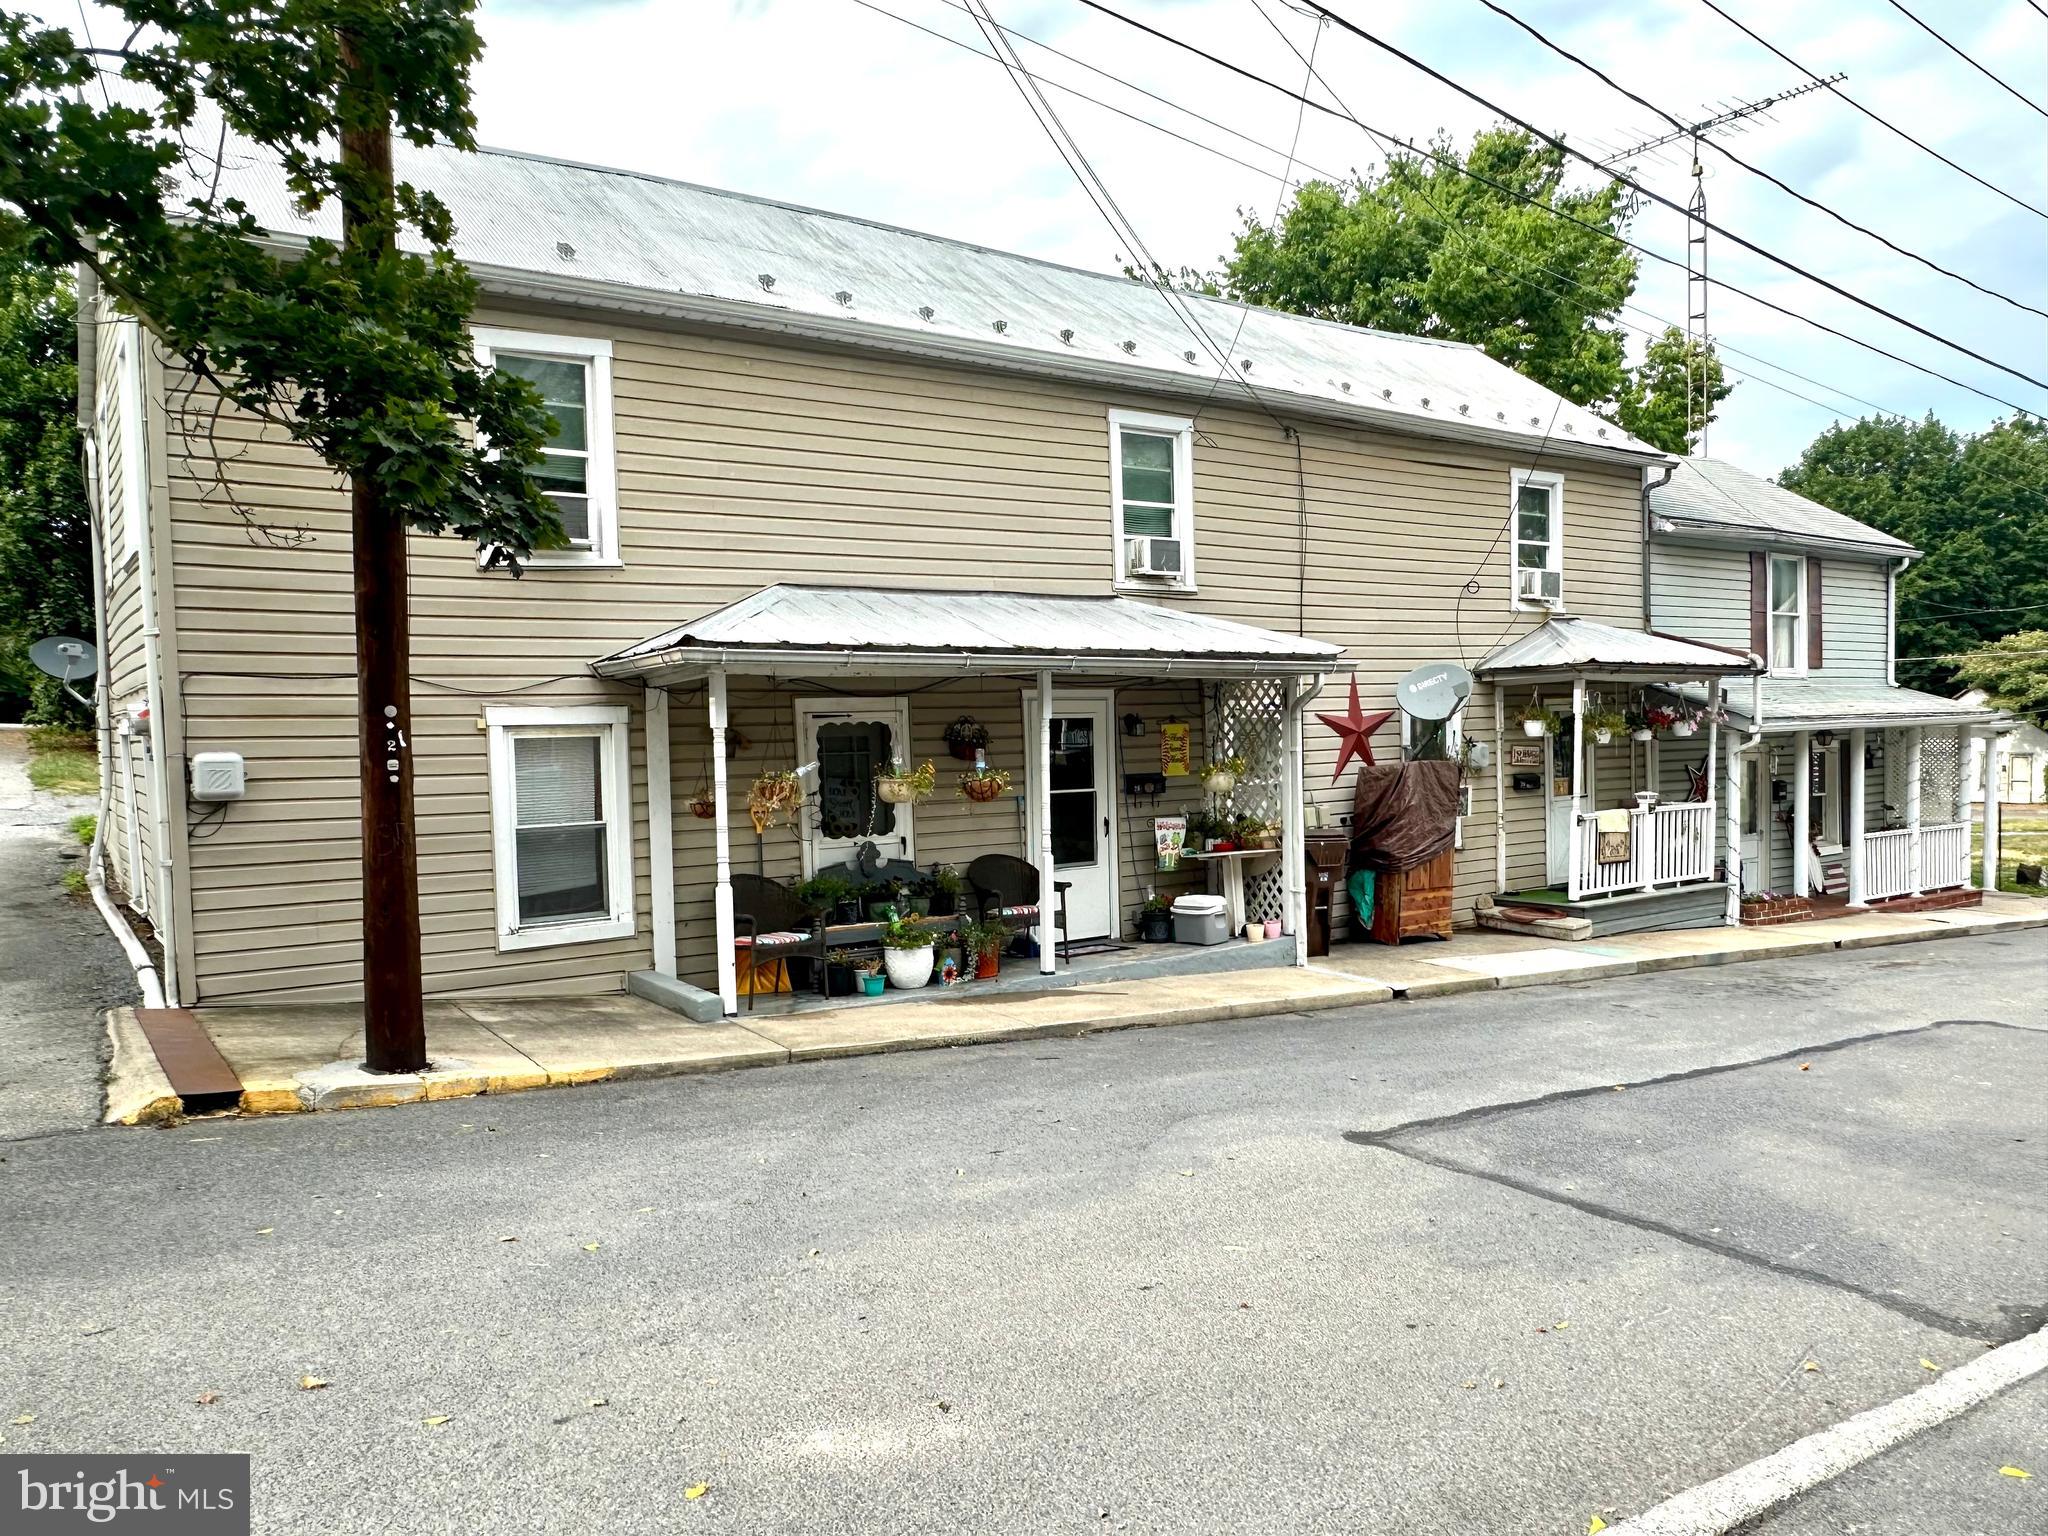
[1395,662,1473,721]
[29,635,97,682]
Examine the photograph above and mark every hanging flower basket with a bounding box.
[1585,708,1626,748]
[1513,707,1560,739]
[746,770,803,834]
[689,790,717,820]
[1671,720,1698,738]
[875,759,936,805]
[942,715,991,762]
[1199,756,1247,794]
[958,765,1011,803]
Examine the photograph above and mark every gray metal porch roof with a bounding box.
[1670,676,2002,732]
[1478,618,1760,680]
[592,584,1344,683]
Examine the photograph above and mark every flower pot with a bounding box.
[1631,728,1654,743]
[974,947,1001,979]
[1139,910,1172,943]
[1521,720,1546,738]
[877,778,917,805]
[947,741,980,762]
[1262,918,1283,940]
[906,896,932,917]
[1672,721,1697,737]
[1592,728,1613,746]
[825,962,858,997]
[1243,921,1265,942]
[961,775,1004,803]
[1202,771,1238,793]
[859,972,886,996]
[689,794,716,820]
[882,944,935,990]
[833,898,863,926]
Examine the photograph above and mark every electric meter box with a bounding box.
[190,750,246,802]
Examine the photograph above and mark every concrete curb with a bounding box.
[101,1007,180,1126]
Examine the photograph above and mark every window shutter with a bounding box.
[1807,559,1824,671]
[1749,551,1768,655]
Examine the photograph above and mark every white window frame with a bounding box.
[1107,408,1197,594]
[1508,469,1565,611]
[486,703,635,952]
[1767,552,1807,676]
[796,696,917,878]
[472,327,619,569]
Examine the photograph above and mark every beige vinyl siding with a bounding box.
[94,315,151,906]
[160,309,1652,1000]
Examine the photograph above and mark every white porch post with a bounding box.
[1905,726,1924,895]
[1982,729,2008,892]
[1704,679,1721,805]
[1035,667,1057,975]
[1492,685,1507,894]
[645,686,677,978]
[709,669,737,1016]
[1847,727,1868,906]
[1724,733,1743,926]
[1281,676,1308,968]
[1792,729,1812,898]
[1567,676,1585,900]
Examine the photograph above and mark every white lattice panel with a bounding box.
[1213,680,1288,924]
[1883,729,1911,823]
[1920,730,1962,822]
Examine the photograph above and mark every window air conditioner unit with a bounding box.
[1125,536,1183,580]
[1517,567,1563,607]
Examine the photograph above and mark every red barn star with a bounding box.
[1316,680,1394,783]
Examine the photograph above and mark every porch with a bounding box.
[1477,618,1763,927]
[590,584,1341,1020]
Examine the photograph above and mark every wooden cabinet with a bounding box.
[1366,847,1455,944]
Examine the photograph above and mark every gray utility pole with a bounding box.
[1600,77,1843,454]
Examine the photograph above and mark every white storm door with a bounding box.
[1023,693,1117,941]
[797,697,913,877]
[1740,754,1766,893]
[1543,705,1576,887]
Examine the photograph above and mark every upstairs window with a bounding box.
[1109,409,1195,591]
[1769,553,1806,673]
[473,328,618,566]
[1510,470,1564,610]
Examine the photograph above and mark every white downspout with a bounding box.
[1725,662,1766,926]
[708,669,737,1016]
[644,685,676,978]
[1281,673,1323,968]
[1035,667,1057,975]
[1886,558,1905,686]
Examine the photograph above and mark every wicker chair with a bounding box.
[730,873,826,1009]
[965,854,1070,962]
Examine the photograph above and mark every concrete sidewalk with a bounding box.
[109,893,2048,1119]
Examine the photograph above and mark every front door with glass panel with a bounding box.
[1740,755,1766,892]
[798,698,914,876]
[1024,695,1116,941]
[1543,705,1577,886]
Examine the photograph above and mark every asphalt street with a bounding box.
[2,925,2043,1534]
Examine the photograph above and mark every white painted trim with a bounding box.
[794,695,916,877]
[1107,407,1197,594]
[1765,551,1808,677]
[1791,729,1812,897]
[708,673,736,1015]
[1508,468,1565,613]
[1021,687,1118,943]
[471,326,619,568]
[485,703,636,952]
[645,688,676,977]
[1035,669,1057,974]
[112,320,148,569]
[1846,728,1867,905]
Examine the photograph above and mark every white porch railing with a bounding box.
[1573,801,1716,898]
[1862,821,1970,901]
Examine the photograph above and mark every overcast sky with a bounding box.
[70,0,2048,475]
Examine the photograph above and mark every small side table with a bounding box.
[1180,847,1281,932]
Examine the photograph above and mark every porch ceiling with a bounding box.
[1477,617,1760,682]
[591,583,1344,685]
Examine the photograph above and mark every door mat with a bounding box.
[1060,940,1132,959]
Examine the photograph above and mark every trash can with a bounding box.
[1170,894,1231,945]
[1304,833,1350,957]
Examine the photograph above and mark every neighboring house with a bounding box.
[1648,457,2008,908]
[1962,690,2047,807]
[82,140,1727,1016]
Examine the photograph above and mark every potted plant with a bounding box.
[794,873,857,924]
[1585,706,1627,747]
[875,758,936,805]
[747,769,803,832]
[824,947,866,997]
[958,764,1011,803]
[896,875,933,917]
[1186,807,1228,852]
[1200,755,1248,794]
[689,789,717,820]
[1513,704,1559,739]
[880,914,937,990]
[942,715,990,762]
[1644,705,1680,736]
[957,917,1006,979]
[1231,812,1275,850]
[854,955,886,996]
[1137,895,1172,943]
[928,863,965,916]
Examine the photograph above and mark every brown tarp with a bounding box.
[1348,759,1461,873]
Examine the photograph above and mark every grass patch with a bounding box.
[1974,813,2048,898]
[26,747,98,795]
[60,867,88,898]
[25,724,93,752]
[69,812,96,846]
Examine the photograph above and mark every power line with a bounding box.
[1692,0,2047,220]
[1296,0,2048,396]
[1472,0,2047,321]
[1879,0,2048,122]
[1075,0,2045,418]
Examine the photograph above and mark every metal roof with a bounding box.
[1478,618,1760,679]
[185,136,1667,466]
[592,584,1344,683]
[1670,676,2000,731]
[1651,458,1918,558]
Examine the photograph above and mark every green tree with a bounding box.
[0,1,560,1068]
[1954,630,2048,726]
[1216,127,1729,449]
[1779,414,2048,693]
[1613,327,1732,456]
[0,249,89,723]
